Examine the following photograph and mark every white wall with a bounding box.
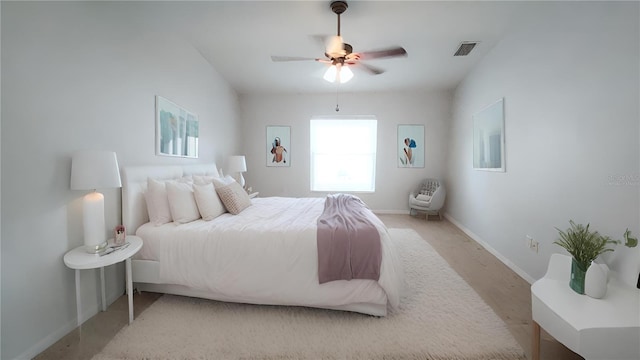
[0,3,3,357]
[446,2,640,286]
[240,91,451,211]
[0,2,239,359]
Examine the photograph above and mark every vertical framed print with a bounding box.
[156,96,199,158]
[266,126,290,167]
[398,124,424,168]
[473,98,505,172]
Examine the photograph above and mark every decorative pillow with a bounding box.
[145,178,173,226]
[416,194,432,202]
[213,177,251,215]
[193,183,226,220]
[166,181,201,224]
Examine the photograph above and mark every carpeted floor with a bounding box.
[91,228,526,360]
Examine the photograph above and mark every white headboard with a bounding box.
[121,163,218,234]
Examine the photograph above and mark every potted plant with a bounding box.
[554,220,637,295]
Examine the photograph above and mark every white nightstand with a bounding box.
[248,192,259,199]
[64,236,143,326]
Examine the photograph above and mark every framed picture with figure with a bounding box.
[398,125,424,168]
[266,126,290,167]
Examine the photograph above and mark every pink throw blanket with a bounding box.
[317,194,382,284]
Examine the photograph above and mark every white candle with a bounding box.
[83,191,106,252]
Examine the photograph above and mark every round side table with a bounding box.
[63,236,142,326]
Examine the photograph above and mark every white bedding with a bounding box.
[135,196,403,313]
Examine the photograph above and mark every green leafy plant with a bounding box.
[554,220,638,269]
[622,228,638,248]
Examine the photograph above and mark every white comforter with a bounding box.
[136,197,403,314]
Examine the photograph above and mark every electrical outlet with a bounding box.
[526,235,538,253]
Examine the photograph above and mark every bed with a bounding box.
[122,163,403,316]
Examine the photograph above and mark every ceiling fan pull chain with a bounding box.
[335,85,340,112]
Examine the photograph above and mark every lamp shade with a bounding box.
[339,65,353,83]
[228,155,247,173]
[228,155,247,188]
[71,151,122,190]
[323,65,338,82]
[323,64,353,84]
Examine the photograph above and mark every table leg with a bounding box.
[532,320,541,360]
[100,266,106,312]
[126,257,134,324]
[75,269,82,327]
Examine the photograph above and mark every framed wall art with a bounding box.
[473,98,505,172]
[156,96,199,158]
[398,124,424,168]
[266,126,290,167]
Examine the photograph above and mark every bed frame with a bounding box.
[121,163,388,316]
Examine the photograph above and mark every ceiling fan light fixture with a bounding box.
[270,0,407,85]
[339,65,353,83]
[323,65,338,82]
[323,64,353,84]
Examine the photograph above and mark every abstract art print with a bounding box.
[156,96,199,158]
[473,98,505,171]
[398,124,424,168]
[266,126,290,167]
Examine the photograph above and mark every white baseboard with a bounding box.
[444,212,536,284]
[372,209,409,215]
[14,317,77,360]
[13,291,123,360]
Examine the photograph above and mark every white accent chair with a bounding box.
[409,179,446,220]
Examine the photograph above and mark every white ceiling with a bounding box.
[154,1,534,95]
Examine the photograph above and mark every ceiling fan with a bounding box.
[270,0,408,83]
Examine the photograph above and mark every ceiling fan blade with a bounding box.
[356,62,385,75]
[358,47,407,60]
[310,34,330,48]
[271,56,320,62]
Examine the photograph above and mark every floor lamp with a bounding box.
[70,150,122,253]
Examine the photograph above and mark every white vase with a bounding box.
[585,262,609,299]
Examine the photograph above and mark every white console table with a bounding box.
[531,254,639,360]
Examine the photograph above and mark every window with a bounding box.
[310,117,377,192]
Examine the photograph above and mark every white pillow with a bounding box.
[213,175,237,186]
[416,194,432,202]
[166,181,201,224]
[180,175,193,183]
[193,175,220,185]
[193,183,226,220]
[145,178,173,226]
[213,177,251,215]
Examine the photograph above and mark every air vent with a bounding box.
[454,42,478,56]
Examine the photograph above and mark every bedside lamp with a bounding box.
[228,155,247,188]
[71,151,122,253]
